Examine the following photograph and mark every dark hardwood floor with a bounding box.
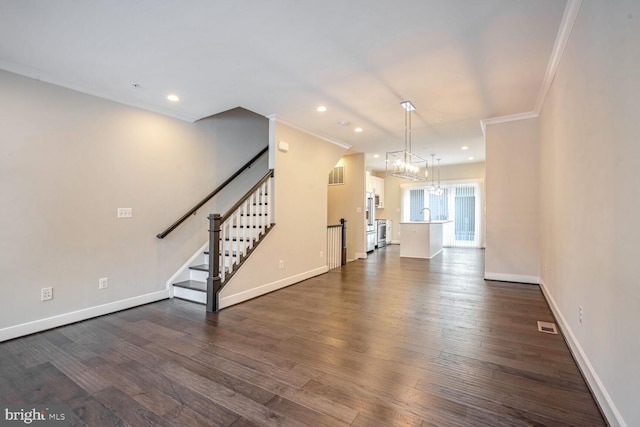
[0,246,605,426]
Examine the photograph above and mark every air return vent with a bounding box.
[537,321,558,334]
[329,165,345,185]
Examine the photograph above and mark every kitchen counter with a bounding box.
[399,221,452,259]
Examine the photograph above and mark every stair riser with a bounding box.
[189,269,208,282]
[173,286,206,304]
[189,258,236,281]
[205,246,245,259]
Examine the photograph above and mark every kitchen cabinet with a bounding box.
[366,171,373,193]
[372,176,385,208]
[399,221,452,259]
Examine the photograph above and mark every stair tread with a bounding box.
[189,263,233,272]
[190,264,209,271]
[173,280,206,292]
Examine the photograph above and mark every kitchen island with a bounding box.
[399,220,452,259]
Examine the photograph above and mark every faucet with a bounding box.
[420,207,431,223]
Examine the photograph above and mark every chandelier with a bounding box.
[386,101,428,181]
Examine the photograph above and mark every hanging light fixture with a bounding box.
[436,158,443,195]
[428,154,439,193]
[386,101,428,181]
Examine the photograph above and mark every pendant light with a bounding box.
[436,158,443,195]
[428,154,438,193]
[385,101,428,181]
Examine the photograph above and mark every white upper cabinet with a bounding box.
[372,176,385,208]
[366,171,373,193]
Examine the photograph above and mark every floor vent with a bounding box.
[537,321,558,334]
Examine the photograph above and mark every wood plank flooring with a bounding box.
[0,246,605,426]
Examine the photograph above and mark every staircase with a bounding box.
[171,170,275,309]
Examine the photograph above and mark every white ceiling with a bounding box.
[0,0,567,169]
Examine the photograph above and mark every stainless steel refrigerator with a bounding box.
[366,192,376,252]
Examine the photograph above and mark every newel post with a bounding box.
[207,214,222,312]
[340,218,347,266]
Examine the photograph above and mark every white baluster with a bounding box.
[247,197,253,251]
[220,220,226,282]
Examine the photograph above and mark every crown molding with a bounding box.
[266,114,352,150]
[534,0,583,113]
[480,111,539,135]
[480,0,583,135]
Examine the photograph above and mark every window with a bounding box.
[404,181,482,248]
[454,186,475,241]
[409,189,424,221]
[429,189,449,221]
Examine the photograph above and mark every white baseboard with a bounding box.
[540,280,625,427]
[355,252,367,259]
[0,289,170,342]
[219,266,328,309]
[484,272,540,284]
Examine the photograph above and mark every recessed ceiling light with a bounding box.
[373,154,380,158]
[167,94,179,102]
[468,157,475,160]
[354,127,363,133]
[461,146,469,150]
[316,105,327,112]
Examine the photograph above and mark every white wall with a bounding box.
[0,70,268,340]
[219,120,346,306]
[437,161,486,182]
[328,153,366,260]
[485,118,540,284]
[538,1,640,425]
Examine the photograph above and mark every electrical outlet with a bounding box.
[99,277,109,290]
[117,208,132,218]
[279,260,284,269]
[320,251,324,258]
[579,305,583,324]
[41,287,53,301]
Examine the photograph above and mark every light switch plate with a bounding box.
[117,208,132,218]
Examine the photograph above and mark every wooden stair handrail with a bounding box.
[156,146,268,239]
